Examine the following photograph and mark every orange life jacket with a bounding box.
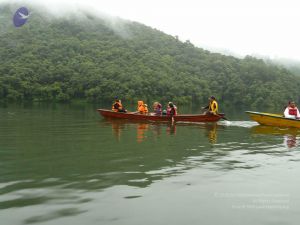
[137,101,148,114]
[112,101,122,112]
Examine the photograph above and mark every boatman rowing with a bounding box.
[202,96,218,115]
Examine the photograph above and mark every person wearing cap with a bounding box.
[202,96,218,115]
[284,101,300,119]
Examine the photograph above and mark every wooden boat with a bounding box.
[246,111,300,128]
[97,109,225,123]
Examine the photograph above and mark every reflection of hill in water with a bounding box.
[3,114,296,197]
[3,106,300,221]
[1,117,230,195]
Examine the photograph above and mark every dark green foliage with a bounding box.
[1,4,300,107]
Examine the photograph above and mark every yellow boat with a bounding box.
[246,111,300,128]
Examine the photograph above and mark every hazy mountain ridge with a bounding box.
[264,58,300,76]
[1,3,300,108]
[206,47,300,77]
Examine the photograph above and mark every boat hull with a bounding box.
[97,109,224,123]
[246,111,300,128]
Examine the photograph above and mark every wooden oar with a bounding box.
[217,114,229,121]
[201,109,229,120]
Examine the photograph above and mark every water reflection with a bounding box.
[110,120,125,141]
[284,135,297,148]
[136,123,149,143]
[205,122,217,144]
[166,123,176,136]
[4,106,300,225]
[102,119,221,144]
[251,125,300,149]
[98,119,231,184]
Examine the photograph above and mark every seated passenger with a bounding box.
[166,102,177,116]
[284,101,300,119]
[112,99,126,112]
[153,102,162,115]
[137,100,148,114]
[143,103,149,114]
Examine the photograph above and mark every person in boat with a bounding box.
[202,96,218,115]
[144,103,149,113]
[167,102,177,116]
[112,99,127,112]
[284,101,300,119]
[153,102,162,115]
[137,100,148,114]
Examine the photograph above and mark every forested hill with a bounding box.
[1,4,300,108]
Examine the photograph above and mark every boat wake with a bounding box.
[218,120,258,128]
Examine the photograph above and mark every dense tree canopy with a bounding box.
[1,4,300,108]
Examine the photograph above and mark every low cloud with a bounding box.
[1,0,112,19]
[0,0,135,39]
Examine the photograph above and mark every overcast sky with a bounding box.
[3,0,300,61]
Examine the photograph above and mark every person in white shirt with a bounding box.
[284,101,300,119]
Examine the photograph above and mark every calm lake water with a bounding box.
[1,103,300,225]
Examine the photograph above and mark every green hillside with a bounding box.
[1,3,300,108]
